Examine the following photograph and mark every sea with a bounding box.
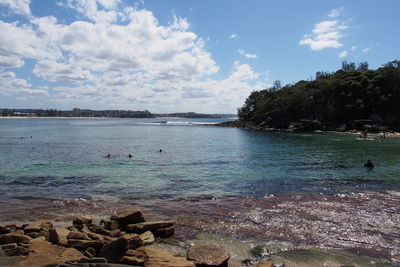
[0,117,399,203]
[1,117,400,265]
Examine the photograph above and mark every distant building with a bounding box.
[72,108,81,117]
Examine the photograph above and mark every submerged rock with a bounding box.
[187,244,230,267]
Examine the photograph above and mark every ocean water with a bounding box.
[0,117,399,203]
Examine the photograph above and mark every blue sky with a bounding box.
[0,0,399,113]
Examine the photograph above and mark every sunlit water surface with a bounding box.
[0,118,399,203]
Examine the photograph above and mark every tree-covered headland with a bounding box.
[235,60,400,132]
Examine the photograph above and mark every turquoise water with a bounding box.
[0,118,399,202]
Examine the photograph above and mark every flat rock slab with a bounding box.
[126,221,174,233]
[111,205,145,226]
[139,247,195,267]
[187,244,230,267]
[24,220,53,233]
[0,234,32,245]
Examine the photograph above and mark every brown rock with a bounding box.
[140,231,155,245]
[67,231,90,240]
[0,233,32,244]
[1,243,17,250]
[78,257,108,263]
[24,220,53,233]
[256,260,274,267]
[59,247,86,262]
[0,225,11,235]
[125,221,174,233]
[73,214,93,225]
[104,220,120,230]
[110,229,125,237]
[139,247,195,267]
[121,233,143,249]
[121,250,148,265]
[16,239,63,267]
[14,230,24,235]
[67,239,103,251]
[88,225,112,236]
[38,229,49,239]
[187,244,230,267]
[153,227,174,238]
[84,246,96,258]
[3,246,29,256]
[49,227,70,245]
[111,205,145,227]
[27,232,39,238]
[99,237,128,263]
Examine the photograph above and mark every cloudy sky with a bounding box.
[0,0,399,113]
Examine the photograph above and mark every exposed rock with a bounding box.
[187,244,230,267]
[103,220,120,230]
[153,227,174,238]
[121,233,143,249]
[336,123,347,132]
[24,220,53,233]
[27,232,39,238]
[0,233,32,244]
[121,249,148,265]
[125,221,174,234]
[110,229,125,238]
[15,239,67,267]
[67,231,90,240]
[255,260,274,267]
[83,246,96,258]
[88,225,112,236]
[140,231,155,245]
[111,205,145,227]
[49,227,70,246]
[1,243,17,250]
[99,236,128,263]
[0,225,11,235]
[38,229,49,239]
[73,214,93,225]
[14,230,24,235]
[77,257,108,263]
[59,247,86,262]
[2,246,29,256]
[67,239,103,251]
[139,247,195,267]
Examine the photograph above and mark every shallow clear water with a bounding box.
[0,118,399,202]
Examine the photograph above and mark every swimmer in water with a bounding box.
[364,160,374,170]
[159,149,163,152]
[128,154,133,158]
[106,153,111,158]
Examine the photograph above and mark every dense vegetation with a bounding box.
[238,60,400,131]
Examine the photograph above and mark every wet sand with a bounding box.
[1,189,399,265]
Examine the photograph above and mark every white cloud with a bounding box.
[0,0,31,16]
[351,45,358,51]
[0,1,264,112]
[362,47,371,53]
[299,19,348,51]
[338,50,348,58]
[238,49,257,59]
[230,33,238,39]
[244,53,258,59]
[328,7,344,18]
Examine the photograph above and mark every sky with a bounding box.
[0,0,399,113]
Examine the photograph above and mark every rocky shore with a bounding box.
[0,205,275,267]
[216,119,400,136]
